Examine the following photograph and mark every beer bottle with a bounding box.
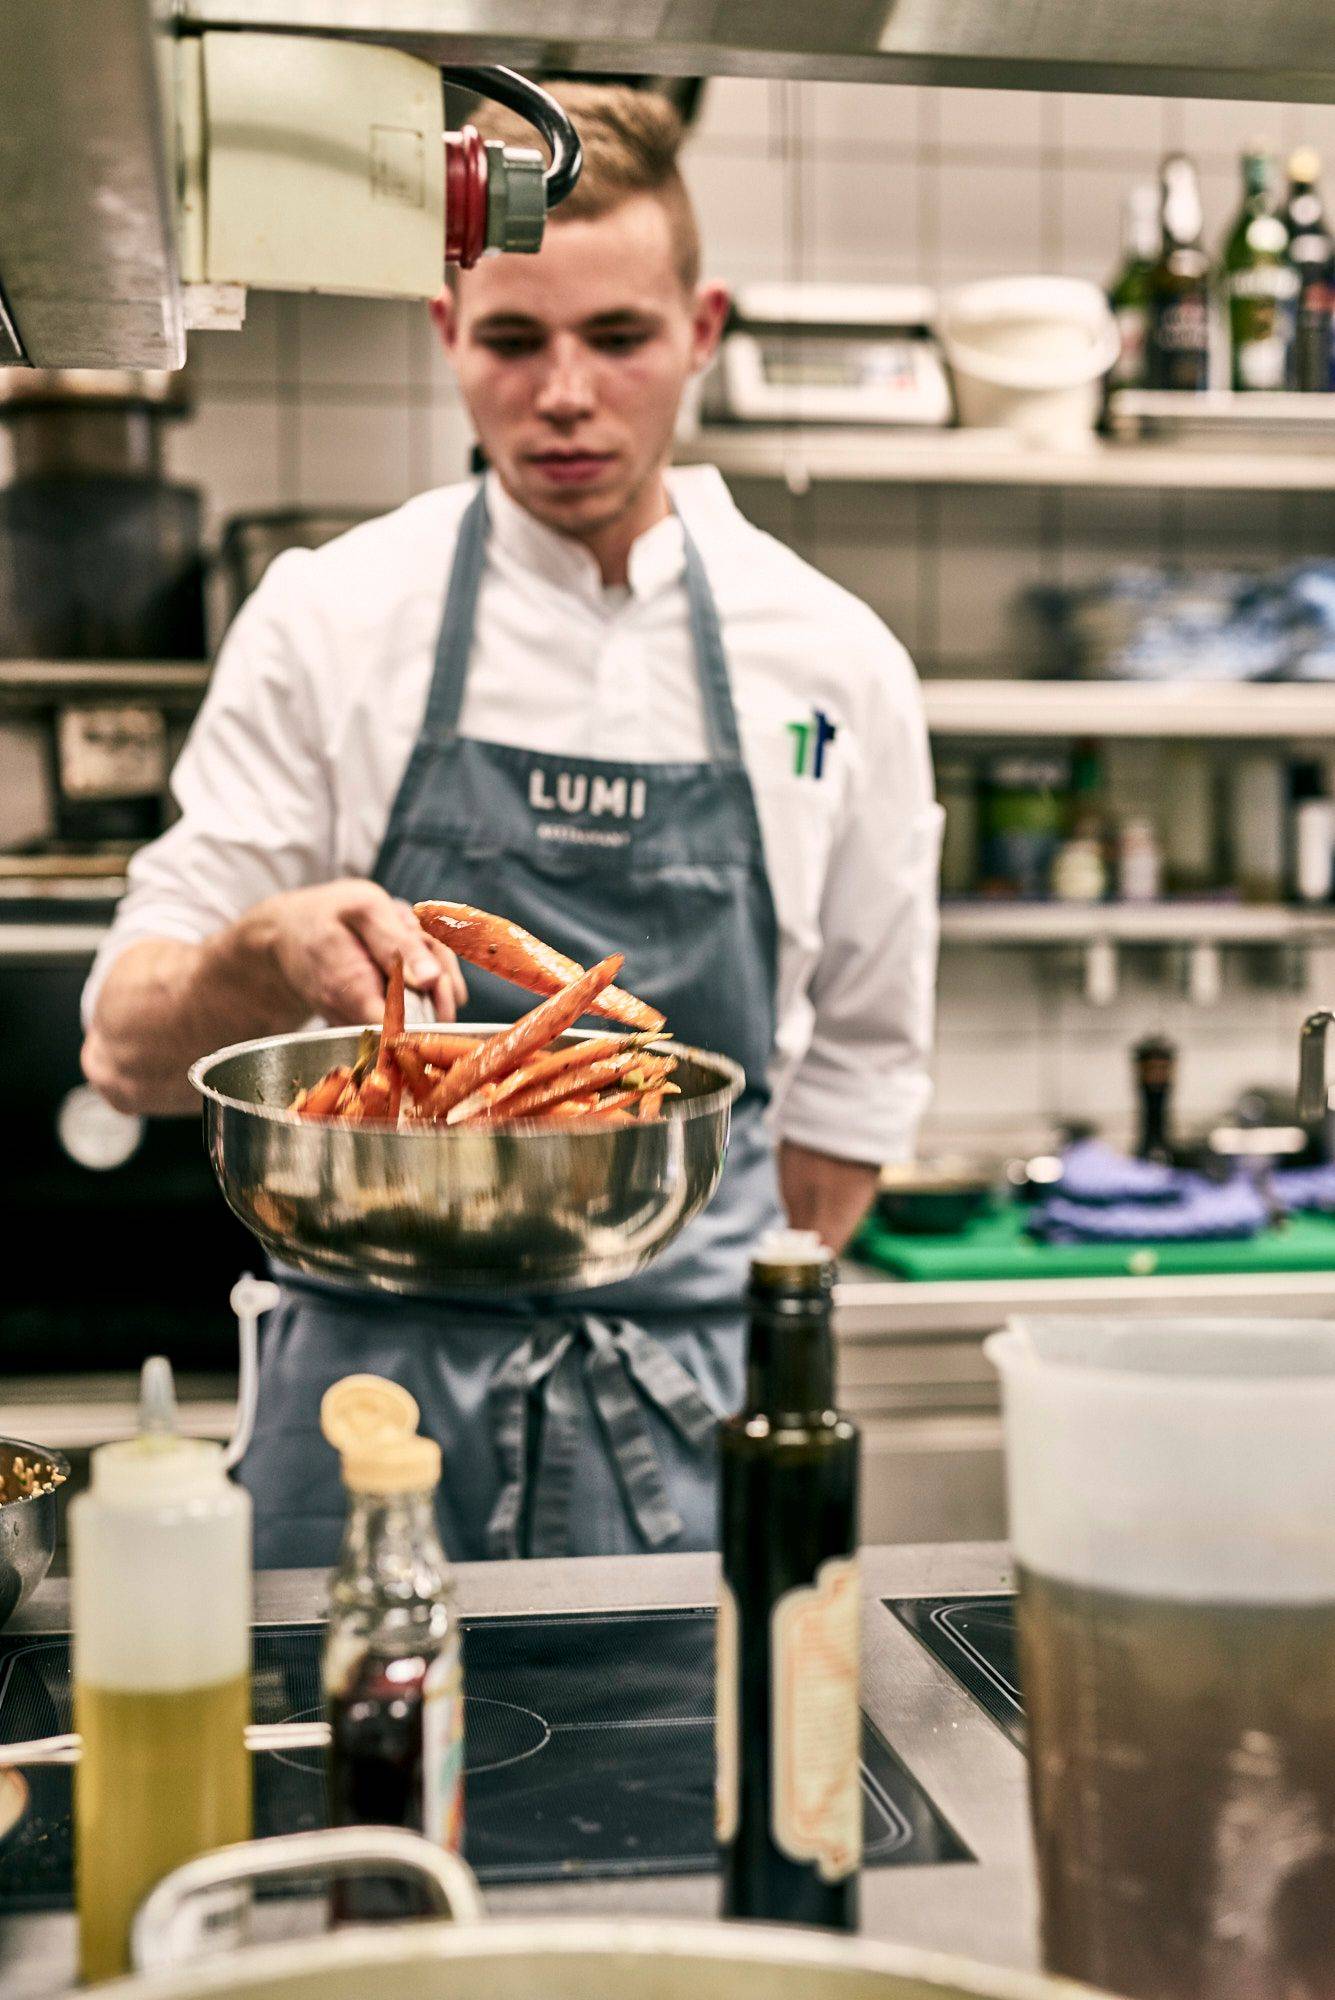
[1108,183,1161,389]
[1282,148,1335,390]
[1223,148,1297,390]
[717,1231,860,1931]
[1148,154,1212,391]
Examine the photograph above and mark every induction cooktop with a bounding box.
[0,1607,969,1912]
[886,1595,1024,1747]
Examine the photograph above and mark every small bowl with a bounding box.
[0,1437,69,1630]
[875,1158,997,1235]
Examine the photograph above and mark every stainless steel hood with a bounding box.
[9,0,1335,373]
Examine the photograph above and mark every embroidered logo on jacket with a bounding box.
[788,708,838,779]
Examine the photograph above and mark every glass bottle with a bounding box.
[1108,183,1161,390]
[1133,1035,1177,1165]
[1283,148,1335,391]
[1148,154,1212,391]
[718,1232,860,1932]
[71,1358,252,1983]
[1223,148,1297,390]
[321,1380,463,1923]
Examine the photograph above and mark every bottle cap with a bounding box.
[340,1432,442,1495]
[89,1356,227,1506]
[1290,147,1322,182]
[750,1229,835,1288]
[320,1374,419,1455]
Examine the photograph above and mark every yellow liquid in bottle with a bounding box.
[75,1673,252,1983]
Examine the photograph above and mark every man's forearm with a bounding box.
[83,917,294,1116]
[778,1140,879,1254]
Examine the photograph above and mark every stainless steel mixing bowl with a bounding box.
[190,1026,743,1295]
[0,1438,69,1629]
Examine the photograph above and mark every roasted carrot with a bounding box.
[414,903,665,1033]
[356,1069,397,1124]
[638,1088,665,1121]
[294,1066,353,1119]
[429,955,625,1116]
[399,1033,486,1068]
[446,1032,655,1125]
[457,1050,653,1126]
[391,1040,437,1104]
[374,954,405,1121]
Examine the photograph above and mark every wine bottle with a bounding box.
[717,1231,860,1931]
[1148,154,1212,391]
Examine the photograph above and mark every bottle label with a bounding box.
[423,1634,464,1852]
[1157,296,1209,356]
[1111,306,1148,387]
[770,1554,861,1882]
[715,1578,740,1845]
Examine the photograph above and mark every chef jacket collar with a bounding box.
[484,469,686,609]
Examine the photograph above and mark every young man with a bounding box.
[81,85,941,1567]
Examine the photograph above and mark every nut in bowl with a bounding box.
[188,902,742,1295]
[0,1437,70,1630]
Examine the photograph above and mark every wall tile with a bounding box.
[810,483,923,655]
[807,155,921,281]
[808,83,920,156]
[295,400,414,510]
[1055,488,1168,590]
[1180,98,1283,167]
[692,77,777,150]
[1058,165,1138,283]
[1056,93,1170,163]
[1179,489,1287,569]
[683,145,803,284]
[164,398,285,536]
[425,397,476,491]
[935,161,1045,280]
[293,296,416,390]
[933,489,1047,670]
[933,87,1045,156]
[187,290,281,390]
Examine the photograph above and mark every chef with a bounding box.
[81,84,941,1568]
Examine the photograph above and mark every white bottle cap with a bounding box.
[89,1356,227,1508]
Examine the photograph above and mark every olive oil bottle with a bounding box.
[717,1232,860,1930]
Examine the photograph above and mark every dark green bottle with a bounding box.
[1108,183,1160,389]
[717,1232,860,1931]
[1283,148,1335,391]
[1148,153,1212,391]
[1224,148,1296,390]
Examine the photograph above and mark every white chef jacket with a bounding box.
[85,466,941,1164]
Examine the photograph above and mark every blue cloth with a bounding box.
[1274,1162,1335,1214]
[1030,1173,1269,1245]
[1054,1138,1183,1205]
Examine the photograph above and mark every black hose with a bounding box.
[445,65,584,211]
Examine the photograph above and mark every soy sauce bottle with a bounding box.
[320,1377,463,1922]
[717,1233,860,1931]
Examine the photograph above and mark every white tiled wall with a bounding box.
[102,82,1335,1148]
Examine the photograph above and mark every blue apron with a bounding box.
[238,482,784,1566]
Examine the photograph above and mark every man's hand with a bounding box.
[778,1141,878,1255]
[83,880,466,1117]
[245,880,467,1026]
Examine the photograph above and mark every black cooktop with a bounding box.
[0,1608,969,1911]
[887,1595,1024,1747]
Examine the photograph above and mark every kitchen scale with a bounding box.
[0,1607,970,1911]
[702,283,952,428]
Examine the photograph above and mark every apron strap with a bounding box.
[418,477,747,767]
[420,479,490,742]
[484,1312,719,1558]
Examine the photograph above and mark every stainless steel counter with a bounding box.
[0,1543,1032,2000]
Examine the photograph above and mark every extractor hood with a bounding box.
[8,0,1335,372]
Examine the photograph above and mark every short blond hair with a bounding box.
[467,81,701,289]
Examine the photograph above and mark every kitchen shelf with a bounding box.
[923,679,1335,739]
[939,901,1335,945]
[681,428,1335,492]
[0,660,211,700]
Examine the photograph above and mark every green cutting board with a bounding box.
[854,1202,1335,1282]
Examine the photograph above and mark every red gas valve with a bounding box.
[442,68,581,269]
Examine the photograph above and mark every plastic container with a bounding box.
[938,278,1121,445]
[986,1316,1335,2000]
[70,1358,252,1983]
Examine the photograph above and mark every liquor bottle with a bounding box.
[1148,154,1212,391]
[1108,183,1161,389]
[71,1358,252,1983]
[1283,149,1335,390]
[1133,1035,1177,1165]
[321,1375,463,1922]
[1223,148,1297,390]
[717,1232,861,1931]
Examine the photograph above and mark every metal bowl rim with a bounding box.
[0,1437,71,1511]
[189,1024,745,1137]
